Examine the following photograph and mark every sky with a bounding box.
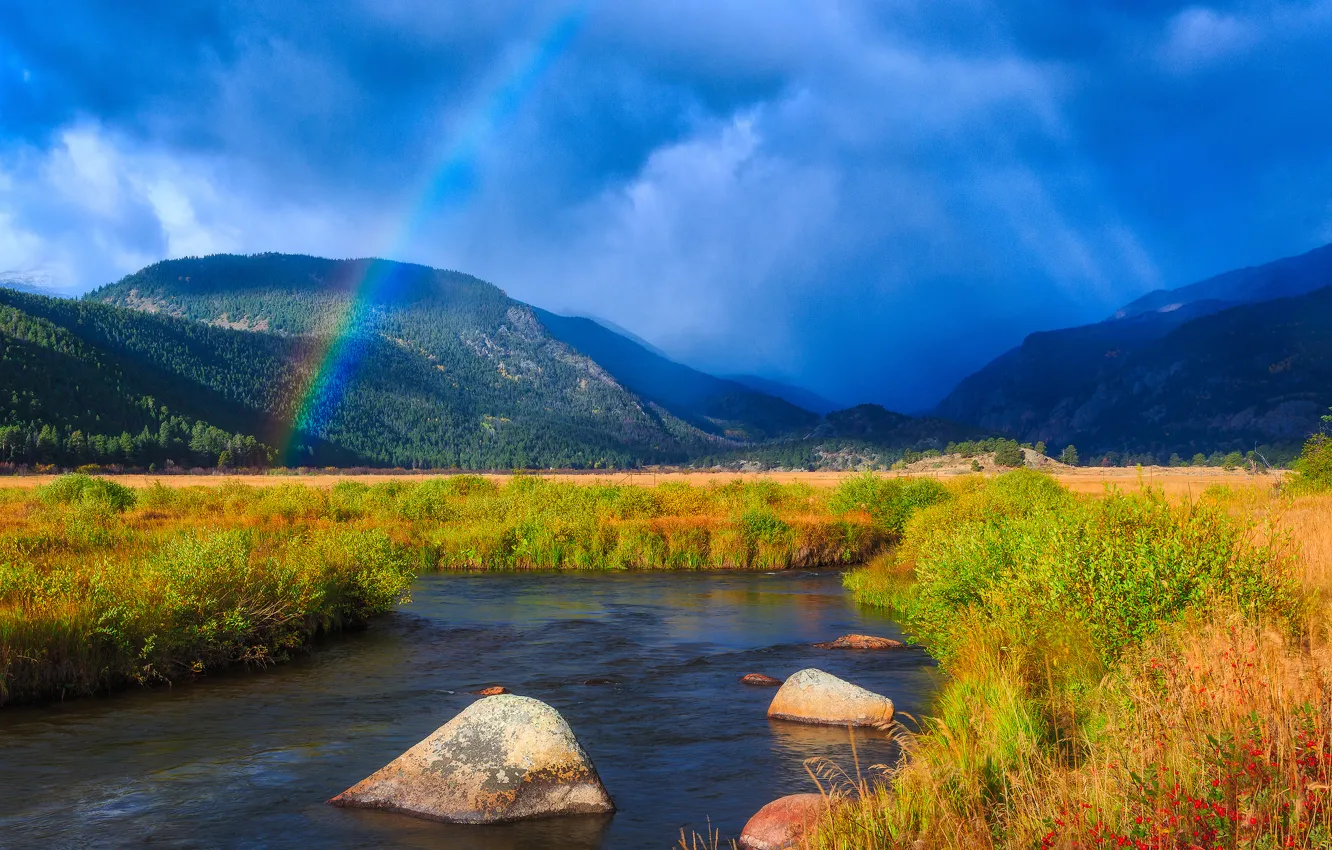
[2,1,1331,411]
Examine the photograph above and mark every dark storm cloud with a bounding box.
[2,0,1330,410]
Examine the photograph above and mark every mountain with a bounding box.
[725,374,838,415]
[936,244,1332,459]
[1115,242,1332,320]
[69,253,820,469]
[811,404,986,444]
[0,272,62,297]
[691,403,990,470]
[533,308,817,441]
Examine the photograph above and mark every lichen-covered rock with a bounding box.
[739,794,833,850]
[740,673,784,686]
[813,634,905,650]
[767,668,893,727]
[329,695,614,823]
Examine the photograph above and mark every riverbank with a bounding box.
[0,473,940,705]
[810,471,1331,849]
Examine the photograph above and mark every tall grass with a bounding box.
[816,471,1326,849]
[1,472,918,705]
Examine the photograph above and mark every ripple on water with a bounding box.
[0,570,935,849]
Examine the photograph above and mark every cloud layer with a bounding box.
[3,0,1331,409]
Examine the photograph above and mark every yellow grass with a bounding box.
[808,483,1332,850]
[0,467,1282,496]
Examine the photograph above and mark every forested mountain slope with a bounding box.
[0,290,276,468]
[85,253,799,468]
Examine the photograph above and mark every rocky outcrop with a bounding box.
[329,695,614,823]
[740,673,784,686]
[767,668,894,727]
[739,794,834,850]
[814,634,905,650]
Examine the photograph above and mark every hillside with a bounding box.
[533,308,817,440]
[0,289,277,468]
[81,253,818,468]
[936,249,1332,460]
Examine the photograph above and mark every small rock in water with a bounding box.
[739,793,835,850]
[583,678,615,686]
[469,686,509,696]
[329,694,614,823]
[767,668,894,727]
[813,634,905,650]
[739,673,783,687]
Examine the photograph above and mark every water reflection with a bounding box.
[0,570,934,848]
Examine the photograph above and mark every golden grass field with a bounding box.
[0,466,1283,497]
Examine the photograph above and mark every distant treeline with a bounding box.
[0,418,271,470]
[693,434,1303,472]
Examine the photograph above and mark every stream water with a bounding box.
[0,570,936,848]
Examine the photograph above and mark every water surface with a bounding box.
[0,570,935,848]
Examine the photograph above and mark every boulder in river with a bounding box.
[767,668,894,727]
[739,673,784,687]
[470,686,509,696]
[329,694,614,823]
[813,634,905,650]
[739,793,835,850]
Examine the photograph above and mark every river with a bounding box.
[0,570,935,848]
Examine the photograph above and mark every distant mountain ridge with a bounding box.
[1115,243,1332,320]
[936,243,1332,458]
[532,308,817,441]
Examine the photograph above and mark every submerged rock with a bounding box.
[470,686,510,696]
[813,634,905,650]
[329,694,614,823]
[767,668,893,727]
[739,673,784,687]
[582,678,615,686]
[739,794,834,850]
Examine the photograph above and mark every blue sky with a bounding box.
[2,1,1330,410]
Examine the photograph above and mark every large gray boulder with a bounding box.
[329,695,614,823]
[767,668,894,727]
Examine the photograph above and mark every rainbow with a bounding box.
[279,9,586,465]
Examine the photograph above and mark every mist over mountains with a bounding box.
[935,243,1332,461]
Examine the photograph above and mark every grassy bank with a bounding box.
[816,468,1332,849]
[0,473,942,705]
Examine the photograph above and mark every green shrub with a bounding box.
[37,474,136,512]
[738,506,791,546]
[1292,433,1332,493]
[830,473,951,537]
[878,471,1293,666]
